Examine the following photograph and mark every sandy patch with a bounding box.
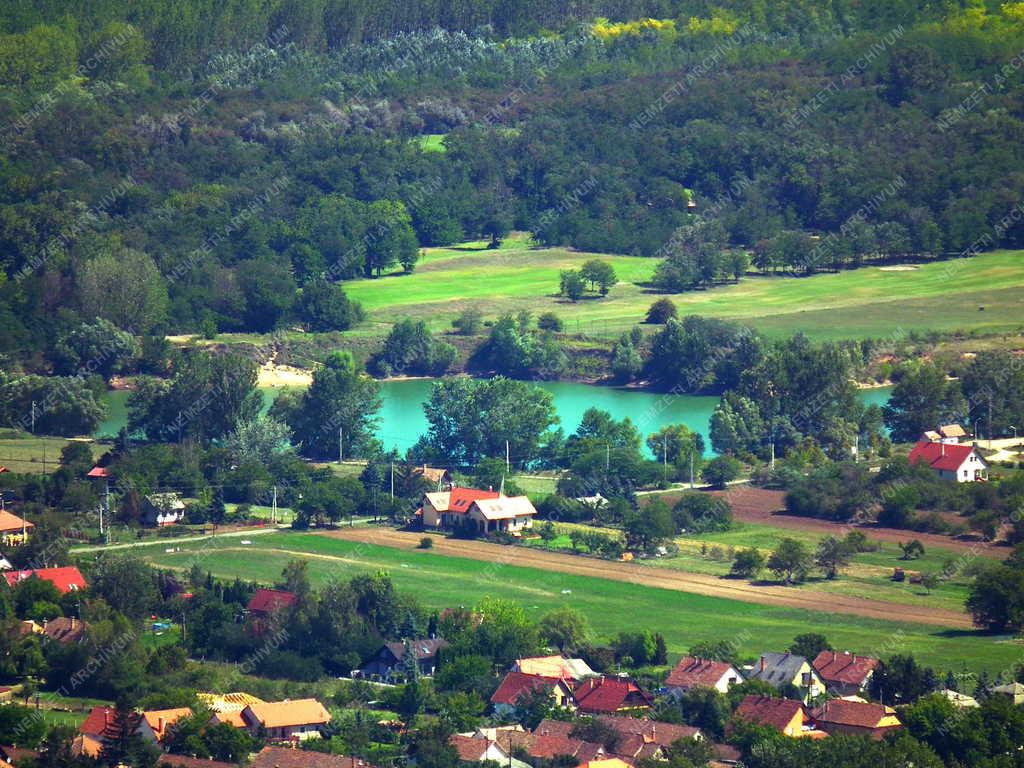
[878,265,919,271]
[258,363,313,388]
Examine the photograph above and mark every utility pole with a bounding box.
[390,462,395,499]
[102,480,110,535]
[338,427,344,464]
[606,443,610,472]
[505,440,510,473]
[770,441,775,471]
[271,485,278,525]
[30,401,36,434]
[988,393,993,450]
[689,450,695,489]
[662,435,668,482]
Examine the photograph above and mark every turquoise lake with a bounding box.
[97,380,892,458]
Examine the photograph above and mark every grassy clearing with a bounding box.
[341,244,1024,340]
[131,531,1023,675]
[526,520,979,613]
[416,134,447,152]
[0,433,105,474]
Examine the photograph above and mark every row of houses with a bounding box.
[74,696,334,758]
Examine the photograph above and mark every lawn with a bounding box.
[340,243,1024,340]
[130,531,1023,675]
[0,432,105,474]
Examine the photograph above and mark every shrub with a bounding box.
[645,298,677,324]
[537,312,564,331]
[418,537,434,549]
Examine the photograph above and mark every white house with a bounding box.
[420,486,536,534]
[908,441,987,482]
[665,656,743,695]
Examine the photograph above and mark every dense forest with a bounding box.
[2,0,1024,364]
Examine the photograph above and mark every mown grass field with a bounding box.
[0,433,105,474]
[527,520,983,613]
[341,240,1024,340]
[130,531,1023,675]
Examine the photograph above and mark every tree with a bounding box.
[372,319,456,377]
[869,655,938,704]
[0,374,107,436]
[899,539,926,560]
[966,563,1024,631]
[729,548,765,579]
[648,425,705,482]
[814,536,852,579]
[671,494,732,533]
[297,280,363,331]
[623,500,674,552]
[89,554,160,620]
[52,318,140,380]
[645,298,677,324]
[766,538,811,584]
[579,259,618,296]
[701,455,741,489]
[270,351,381,459]
[78,249,168,333]
[538,607,589,653]
[883,364,967,443]
[365,200,419,276]
[239,256,296,332]
[223,416,292,465]
[128,350,260,443]
[559,269,585,301]
[419,377,559,467]
[788,633,831,660]
[611,333,643,382]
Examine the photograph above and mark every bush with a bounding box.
[418,536,434,549]
[453,308,484,335]
[537,312,564,331]
[701,456,742,489]
[645,298,677,324]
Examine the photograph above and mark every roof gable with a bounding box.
[734,696,806,733]
[491,672,570,706]
[243,699,331,729]
[573,677,652,713]
[908,441,983,472]
[812,651,879,686]
[666,657,738,689]
[247,588,297,614]
[811,699,899,729]
[471,496,538,520]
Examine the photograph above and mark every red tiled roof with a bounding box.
[491,672,564,706]
[43,617,88,644]
[734,696,805,734]
[249,746,377,768]
[534,720,575,739]
[908,441,979,473]
[665,657,737,689]
[573,678,652,714]
[812,651,879,687]
[246,588,297,615]
[87,466,110,478]
[811,700,899,730]
[594,715,698,746]
[4,567,86,594]
[80,707,141,740]
[530,734,592,760]
[449,486,500,513]
[449,735,494,761]
[159,755,236,768]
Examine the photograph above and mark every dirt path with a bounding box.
[320,528,974,629]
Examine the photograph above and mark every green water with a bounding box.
[96,381,892,459]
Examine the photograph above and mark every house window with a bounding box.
[801,672,811,686]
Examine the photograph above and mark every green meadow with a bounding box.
[130,531,1023,675]
[340,240,1024,340]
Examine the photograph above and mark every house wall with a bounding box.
[422,500,442,528]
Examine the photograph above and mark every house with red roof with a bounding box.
[810,699,901,740]
[492,723,605,767]
[42,617,88,645]
[490,672,576,717]
[731,696,824,739]
[590,715,700,759]
[812,651,879,696]
[665,656,744,695]
[247,588,297,618]
[573,677,653,715]
[4,566,86,594]
[908,440,987,482]
[420,486,537,535]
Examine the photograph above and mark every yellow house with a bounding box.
[748,652,826,700]
[0,510,32,547]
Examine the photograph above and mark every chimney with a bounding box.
[941,442,945,457]
[760,656,767,672]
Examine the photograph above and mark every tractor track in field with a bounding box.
[320,528,975,629]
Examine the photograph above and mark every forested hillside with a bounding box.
[2,0,1024,363]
